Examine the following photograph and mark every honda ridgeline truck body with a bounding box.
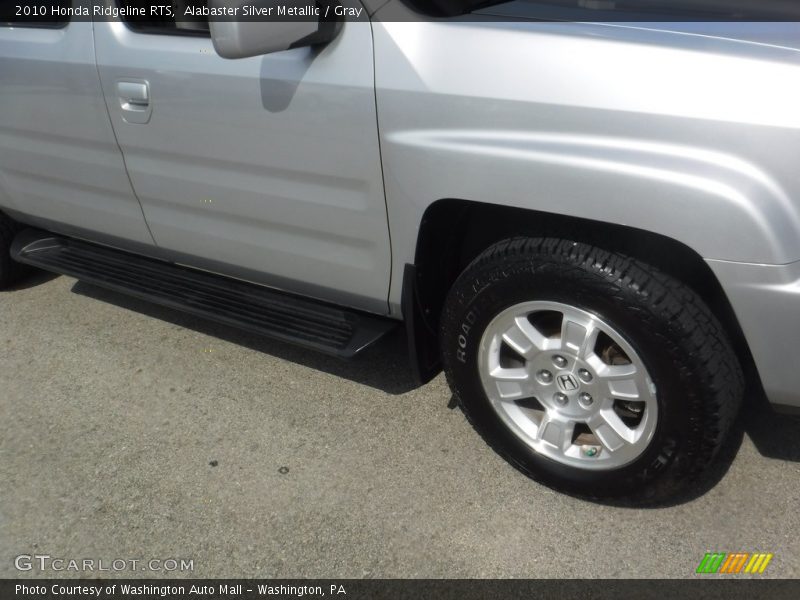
[1,0,799,500]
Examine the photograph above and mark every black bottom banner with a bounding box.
[3,579,800,600]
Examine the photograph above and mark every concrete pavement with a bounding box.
[1,272,798,578]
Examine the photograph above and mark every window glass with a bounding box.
[411,0,800,19]
[118,1,210,36]
[506,0,800,20]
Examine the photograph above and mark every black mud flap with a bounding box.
[402,263,442,385]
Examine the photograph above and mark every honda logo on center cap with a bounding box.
[557,374,579,392]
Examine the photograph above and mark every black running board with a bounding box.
[11,230,397,358]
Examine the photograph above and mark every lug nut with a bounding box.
[553,355,568,368]
[554,392,569,406]
[537,370,554,384]
[579,393,594,406]
[578,368,593,383]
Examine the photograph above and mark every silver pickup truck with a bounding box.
[1,0,799,502]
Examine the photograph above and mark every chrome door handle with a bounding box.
[117,80,152,124]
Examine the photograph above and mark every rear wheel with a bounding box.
[440,237,743,501]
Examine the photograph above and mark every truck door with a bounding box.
[0,0,155,246]
[93,8,392,314]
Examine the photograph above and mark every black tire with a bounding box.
[440,237,744,501]
[0,212,26,289]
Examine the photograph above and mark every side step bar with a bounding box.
[11,230,397,358]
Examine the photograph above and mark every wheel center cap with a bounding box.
[556,373,580,393]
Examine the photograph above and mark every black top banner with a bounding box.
[3,0,800,24]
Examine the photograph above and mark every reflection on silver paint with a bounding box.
[371,16,800,315]
[707,257,800,409]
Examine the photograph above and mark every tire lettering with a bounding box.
[455,309,479,364]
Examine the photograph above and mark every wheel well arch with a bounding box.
[408,198,759,387]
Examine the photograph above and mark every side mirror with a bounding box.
[208,1,343,59]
